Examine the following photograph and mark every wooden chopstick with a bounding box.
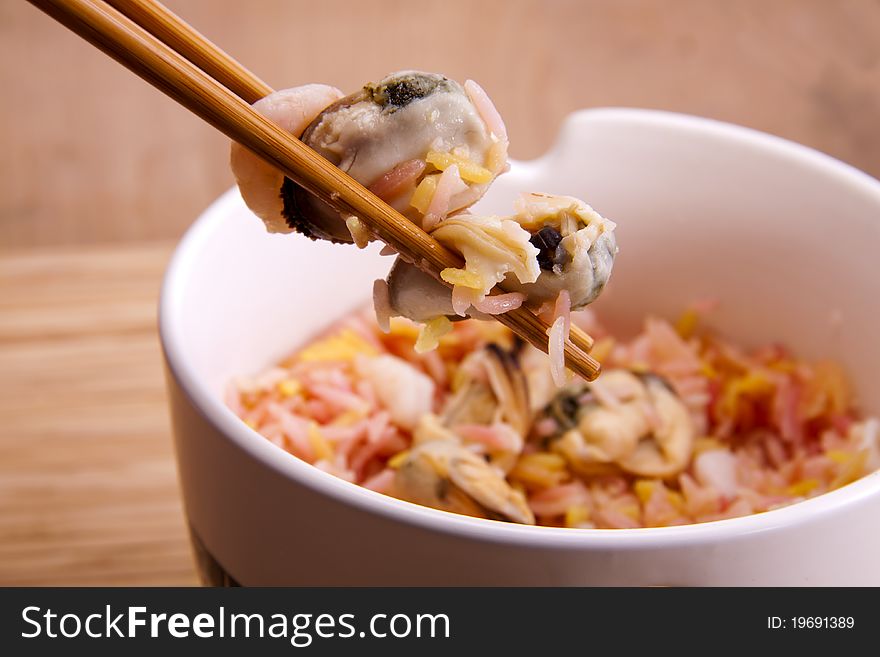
[28,0,602,381]
[104,0,270,103]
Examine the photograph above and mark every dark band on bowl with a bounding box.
[189,524,241,587]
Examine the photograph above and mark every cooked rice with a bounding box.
[230,305,878,528]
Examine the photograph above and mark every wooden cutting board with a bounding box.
[0,242,198,585]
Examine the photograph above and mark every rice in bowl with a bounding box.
[228,305,880,528]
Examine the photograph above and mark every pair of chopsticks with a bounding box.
[29,0,602,381]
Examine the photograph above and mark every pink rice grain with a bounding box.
[473,292,525,315]
[343,315,386,352]
[260,423,286,449]
[801,454,835,481]
[314,459,355,483]
[361,468,396,494]
[763,435,789,469]
[420,349,448,387]
[368,159,426,202]
[593,508,641,530]
[679,473,722,517]
[533,417,558,438]
[451,285,478,317]
[354,378,378,407]
[772,377,804,443]
[267,403,315,462]
[351,427,402,479]
[463,79,508,141]
[366,411,390,444]
[424,165,466,231]
[321,419,369,444]
[528,481,589,518]
[309,384,371,415]
[456,424,514,452]
[547,316,567,387]
[304,365,352,390]
[642,482,683,527]
[226,384,245,416]
[302,399,334,424]
[376,430,408,457]
[334,425,370,459]
[705,497,754,522]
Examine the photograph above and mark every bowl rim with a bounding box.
[159,107,880,548]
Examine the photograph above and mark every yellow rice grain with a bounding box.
[388,317,421,341]
[277,379,302,398]
[297,329,378,363]
[485,140,508,173]
[409,174,440,214]
[332,410,365,427]
[509,453,568,488]
[620,505,641,521]
[825,449,853,465]
[415,316,454,353]
[387,450,410,469]
[440,267,483,290]
[425,150,493,183]
[675,308,699,339]
[693,437,725,455]
[786,479,819,497]
[666,490,685,512]
[564,505,591,528]
[590,337,616,363]
[307,422,334,461]
[831,450,868,488]
[634,479,655,505]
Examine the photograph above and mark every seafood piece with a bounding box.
[385,259,458,323]
[279,71,508,243]
[541,370,695,478]
[414,342,531,472]
[386,192,617,322]
[693,449,739,497]
[354,354,435,431]
[442,343,530,438]
[384,259,502,323]
[230,84,344,234]
[432,215,540,313]
[394,440,535,524]
[494,193,617,311]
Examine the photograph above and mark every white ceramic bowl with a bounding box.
[160,109,880,585]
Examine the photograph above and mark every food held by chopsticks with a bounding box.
[232,72,509,241]
[231,71,618,385]
[28,0,603,381]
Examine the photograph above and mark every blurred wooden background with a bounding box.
[2,0,879,248]
[1,0,878,586]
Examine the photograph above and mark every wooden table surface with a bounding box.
[1,0,879,585]
[0,243,198,585]
[4,0,879,249]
